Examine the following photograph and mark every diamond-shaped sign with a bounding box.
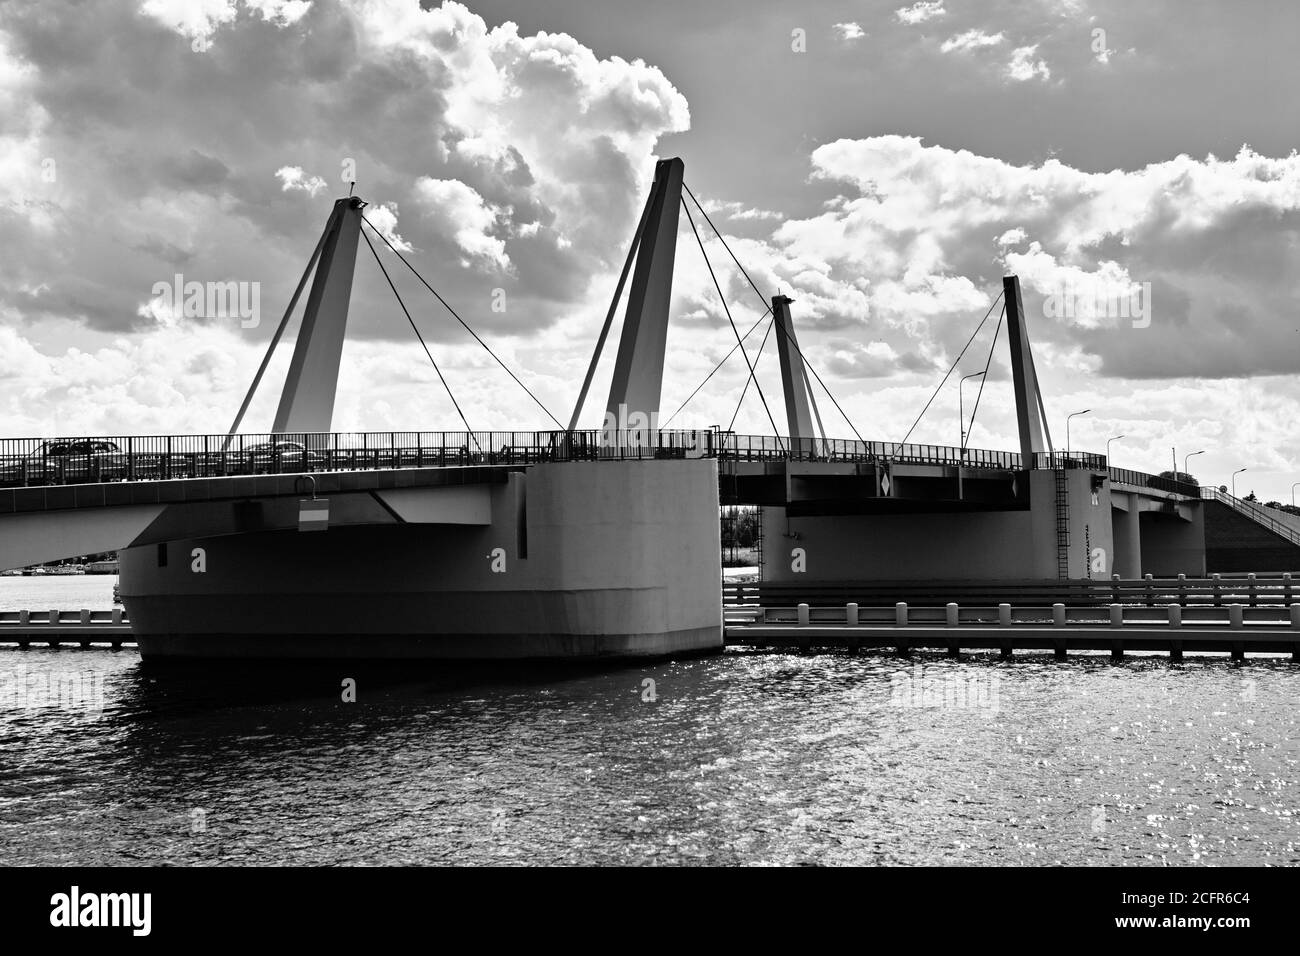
[881,472,892,496]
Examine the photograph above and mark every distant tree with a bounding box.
[1157,470,1199,485]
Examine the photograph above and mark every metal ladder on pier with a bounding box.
[1054,468,1070,578]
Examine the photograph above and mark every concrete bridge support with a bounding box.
[1140,506,1206,577]
[759,467,1113,582]
[1112,493,1142,578]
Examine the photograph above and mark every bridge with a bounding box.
[0,156,1293,659]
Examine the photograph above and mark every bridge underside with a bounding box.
[116,459,725,661]
[720,461,1024,514]
[0,466,514,571]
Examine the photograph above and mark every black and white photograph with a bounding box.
[0,0,1294,929]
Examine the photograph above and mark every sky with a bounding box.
[1,0,1299,499]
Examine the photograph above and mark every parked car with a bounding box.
[0,439,130,485]
[234,440,327,474]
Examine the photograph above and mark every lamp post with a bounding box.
[959,371,986,454]
[1184,450,1205,482]
[1106,434,1125,464]
[1066,408,1092,456]
[1293,481,1300,508]
[1232,467,1248,499]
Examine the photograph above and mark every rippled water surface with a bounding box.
[1,649,1298,865]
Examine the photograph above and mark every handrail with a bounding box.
[0,427,1190,493]
[1110,467,1202,498]
[1200,486,1300,546]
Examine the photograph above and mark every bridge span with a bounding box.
[1,158,1291,659]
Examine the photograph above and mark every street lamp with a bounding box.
[1184,450,1205,480]
[1106,434,1125,464]
[1066,409,1092,456]
[959,371,986,453]
[1232,467,1248,498]
[1293,481,1300,508]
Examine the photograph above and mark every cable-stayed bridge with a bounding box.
[0,158,1287,659]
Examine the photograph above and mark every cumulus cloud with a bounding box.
[412,177,509,270]
[834,22,865,41]
[795,136,1300,380]
[700,198,784,222]
[1006,44,1051,82]
[0,0,691,442]
[0,0,688,343]
[895,2,947,26]
[940,29,1005,53]
[275,165,327,196]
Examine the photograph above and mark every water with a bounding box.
[0,576,117,612]
[1,648,1297,865]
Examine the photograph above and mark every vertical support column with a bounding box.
[1003,275,1053,463]
[273,197,366,441]
[772,295,816,457]
[1112,493,1143,578]
[605,158,685,438]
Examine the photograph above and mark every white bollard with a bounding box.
[895,602,908,627]
[18,609,29,626]
[112,608,123,626]
[846,603,858,626]
[999,603,1011,627]
[48,609,58,625]
[1168,605,1182,628]
[1110,603,1123,628]
[1053,603,1066,627]
[946,603,959,628]
[1291,604,1300,630]
[1229,604,1244,630]
[797,603,810,626]
[79,608,90,625]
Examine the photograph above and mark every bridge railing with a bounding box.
[0,429,721,487]
[0,427,1192,497]
[1108,465,1202,497]
[717,433,1026,469]
[1200,486,1300,546]
[724,574,1300,609]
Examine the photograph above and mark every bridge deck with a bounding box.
[0,429,1202,501]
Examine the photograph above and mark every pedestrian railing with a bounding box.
[0,428,1210,504]
[1200,486,1300,547]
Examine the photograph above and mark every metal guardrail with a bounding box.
[1200,486,1300,546]
[724,573,1300,609]
[0,429,717,488]
[719,434,1027,469]
[730,600,1300,629]
[1108,466,1202,497]
[0,428,1202,499]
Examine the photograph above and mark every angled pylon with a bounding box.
[272,196,366,435]
[1003,274,1054,463]
[604,157,685,432]
[772,295,818,454]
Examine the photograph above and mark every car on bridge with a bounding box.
[233,440,328,474]
[0,439,132,486]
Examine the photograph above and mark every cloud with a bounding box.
[412,176,509,270]
[940,29,1005,54]
[834,22,865,41]
[0,0,689,347]
[789,136,1300,380]
[1006,44,1051,82]
[700,198,784,222]
[275,165,327,196]
[895,2,947,26]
